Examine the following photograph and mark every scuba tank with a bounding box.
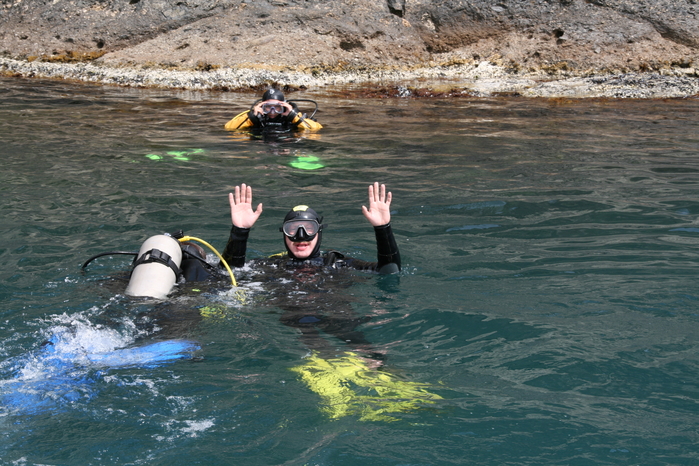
[125,235,183,299]
[82,231,238,298]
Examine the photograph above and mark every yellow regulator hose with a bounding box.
[178,236,237,287]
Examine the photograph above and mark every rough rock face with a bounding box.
[1,0,697,74]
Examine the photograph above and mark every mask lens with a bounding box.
[262,103,284,114]
[282,220,319,239]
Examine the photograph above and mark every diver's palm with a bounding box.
[231,203,261,228]
[229,184,263,228]
[363,202,391,226]
[362,182,392,227]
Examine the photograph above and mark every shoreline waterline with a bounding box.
[2,57,698,99]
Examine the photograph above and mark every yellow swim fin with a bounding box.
[290,352,442,422]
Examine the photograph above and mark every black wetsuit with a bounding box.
[220,223,401,273]
[218,223,401,354]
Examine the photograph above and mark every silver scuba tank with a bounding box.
[125,235,183,299]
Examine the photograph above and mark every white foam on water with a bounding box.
[0,306,200,415]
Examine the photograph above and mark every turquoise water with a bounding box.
[2,76,699,465]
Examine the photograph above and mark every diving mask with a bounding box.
[262,103,285,115]
[281,219,321,242]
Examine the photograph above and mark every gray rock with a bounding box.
[1,0,698,96]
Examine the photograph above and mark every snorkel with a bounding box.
[281,205,325,260]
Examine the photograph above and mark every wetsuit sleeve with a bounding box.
[291,115,323,131]
[338,224,401,273]
[374,223,401,273]
[296,118,323,131]
[287,107,323,132]
[221,225,250,267]
[224,111,255,130]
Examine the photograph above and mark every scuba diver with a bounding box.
[221,182,400,273]
[224,88,323,133]
[217,182,441,422]
[219,182,400,354]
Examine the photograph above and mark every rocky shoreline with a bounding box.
[3,0,699,98]
[2,56,699,99]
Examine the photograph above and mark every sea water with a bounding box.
[1,77,699,465]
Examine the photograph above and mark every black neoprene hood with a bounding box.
[262,88,285,101]
[283,205,322,224]
[282,205,324,259]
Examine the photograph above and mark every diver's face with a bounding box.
[285,235,319,259]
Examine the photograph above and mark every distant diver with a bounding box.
[224,88,323,133]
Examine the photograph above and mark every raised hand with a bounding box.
[361,182,392,227]
[229,183,263,229]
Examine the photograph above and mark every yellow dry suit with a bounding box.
[224,110,323,132]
